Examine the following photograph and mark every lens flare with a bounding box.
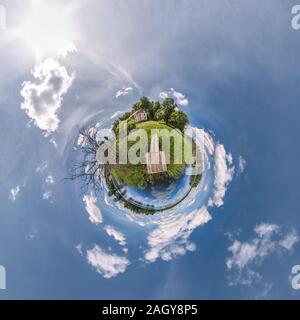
[18,0,76,57]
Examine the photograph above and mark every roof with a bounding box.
[129,109,147,118]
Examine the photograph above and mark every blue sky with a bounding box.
[0,0,300,299]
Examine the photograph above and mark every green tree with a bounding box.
[162,98,176,122]
[112,111,132,134]
[127,119,136,133]
[148,101,161,120]
[154,107,166,121]
[133,96,152,113]
[113,118,136,137]
[168,110,188,131]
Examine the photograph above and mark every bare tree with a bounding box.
[68,127,106,194]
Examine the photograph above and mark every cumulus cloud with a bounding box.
[9,186,20,202]
[83,194,103,225]
[20,58,73,134]
[104,225,127,246]
[115,87,133,98]
[211,144,235,207]
[144,207,211,263]
[159,88,189,106]
[226,223,299,286]
[86,245,130,279]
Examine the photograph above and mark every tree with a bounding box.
[148,101,161,120]
[153,101,161,112]
[133,96,152,115]
[162,98,176,122]
[168,110,188,131]
[112,111,132,134]
[127,119,136,133]
[140,96,152,110]
[154,106,166,121]
[153,98,176,122]
[68,128,105,193]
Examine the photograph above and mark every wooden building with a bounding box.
[130,109,148,123]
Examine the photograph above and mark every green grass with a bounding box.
[108,121,196,188]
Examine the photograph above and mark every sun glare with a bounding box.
[19,0,76,57]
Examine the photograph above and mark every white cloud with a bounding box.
[254,223,279,238]
[50,138,58,149]
[36,161,48,173]
[20,58,73,134]
[144,207,211,263]
[86,245,130,279]
[159,88,189,106]
[211,144,235,207]
[238,156,246,175]
[185,125,215,172]
[227,241,258,270]
[115,87,133,98]
[45,175,55,185]
[171,89,189,106]
[83,194,103,225]
[159,91,169,100]
[9,186,20,202]
[42,190,53,202]
[75,244,83,255]
[104,225,126,246]
[110,111,123,119]
[186,242,197,252]
[226,223,299,286]
[279,230,299,250]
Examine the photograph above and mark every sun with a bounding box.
[18,0,76,57]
